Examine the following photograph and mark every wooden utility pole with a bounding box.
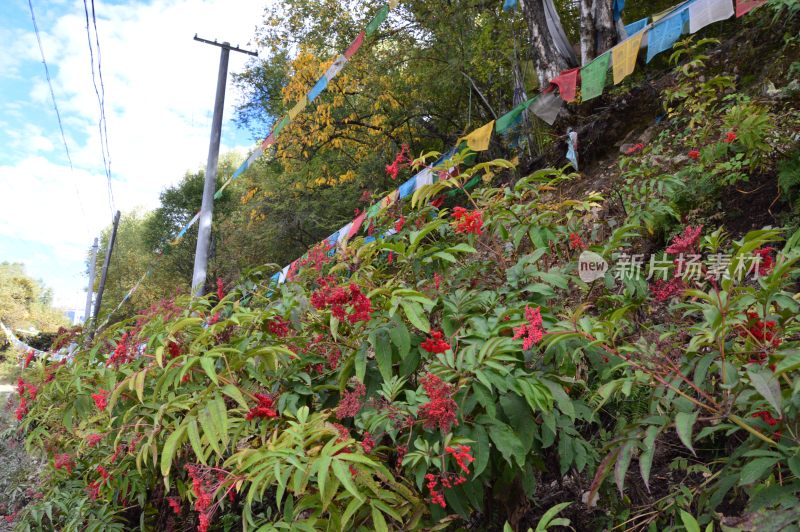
[89,210,120,339]
[191,35,257,296]
[84,237,99,324]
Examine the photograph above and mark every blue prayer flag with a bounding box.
[624,17,648,36]
[646,10,685,62]
[502,0,517,11]
[308,76,328,102]
[398,176,416,199]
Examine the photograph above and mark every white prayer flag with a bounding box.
[689,0,734,33]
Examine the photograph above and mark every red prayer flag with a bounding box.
[347,212,367,239]
[261,133,275,150]
[549,68,580,103]
[344,31,365,59]
[735,0,766,17]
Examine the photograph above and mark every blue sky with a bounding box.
[0,0,268,311]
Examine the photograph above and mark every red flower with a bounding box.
[752,410,780,426]
[385,144,410,180]
[361,432,375,453]
[451,207,483,235]
[724,131,737,143]
[107,332,133,367]
[23,350,35,369]
[246,393,278,420]
[569,232,586,250]
[418,373,458,433]
[54,453,73,474]
[87,434,103,447]
[434,272,442,291]
[513,306,544,350]
[650,277,685,302]
[425,473,447,508]
[97,465,111,481]
[625,143,645,155]
[336,382,366,420]
[430,196,445,208]
[666,225,703,255]
[421,330,451,354]
[688,149,700,160]
[446,445,475,474]
[86,481,101,501]
[395,216,405,233]
[268,316,290,338]
[207,312,221,325]
[168,496,182,515]
[387,251,394,265]
[92,389,109,411]
[360,190,372,203]
[753,247,775,277]
[216,277,225,300]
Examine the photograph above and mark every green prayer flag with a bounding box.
[365,5,389,36]
[366,203,381,218]
[273,115,290,136]
[495,97,537,133]
[580,52,611,101]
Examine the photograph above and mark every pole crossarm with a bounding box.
[193,34,258,57]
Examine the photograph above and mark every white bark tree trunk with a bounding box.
[520,0,570,88]
[579,0,619,66]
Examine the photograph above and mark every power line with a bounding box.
[27,0,93,239]
[82,0,115,220]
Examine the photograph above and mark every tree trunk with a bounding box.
[579,0,597,65]
[594,0,617,54]
[520,0,570,88]
[579,0,619,65]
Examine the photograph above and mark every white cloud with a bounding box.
[0,0,271,308]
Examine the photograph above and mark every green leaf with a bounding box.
[370,503,389,532]
[679,510,701,532]
[389,320,411,359]
[675,411,698,456]
[747,367,783,413]
[614,441,633,496]
[186,417,205,464]
[401,300,430,333]
[160,424,187,477]
[739,457,778,485]
[221,384,248,410]
[535,502,572,532]
[468,424,491,477]
[639,425,659,492]
[200,356,219,385]
[487,421,526,467]
[332,459,364,502]
[774,350,800,375]
[371,330,393,383]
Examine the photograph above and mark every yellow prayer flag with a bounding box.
[612,31,644,85]
[461,120,495,152]
[380,189,399,209]
[288,97,307,120]
[389,0,399,9]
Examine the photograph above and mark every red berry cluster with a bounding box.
[186,465,215,532]
[245,393,278,421]
[360,431,375,454]
[666,225,703,255]
[740,312,781,347]
[752,410,780,426]
[107,332,133,367]
[569,232,586,250]
[420,330,450,354]
[418,373,458,433]
[650,277,685,302]
[385,144,410,180]
[335,382,366,420]
[446,445,475,474]
[451,206,483,235]
[92,389,109,411]
[216,277,225,301]
[87,433,104,447]
[310,278,373,324]
[267,316,290,338]
[753,247,775,277]
[14,378,37,421]
[54,453,73,474]
[395,215,405,232]
[513,306,545,351]
[23,350,35,369]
